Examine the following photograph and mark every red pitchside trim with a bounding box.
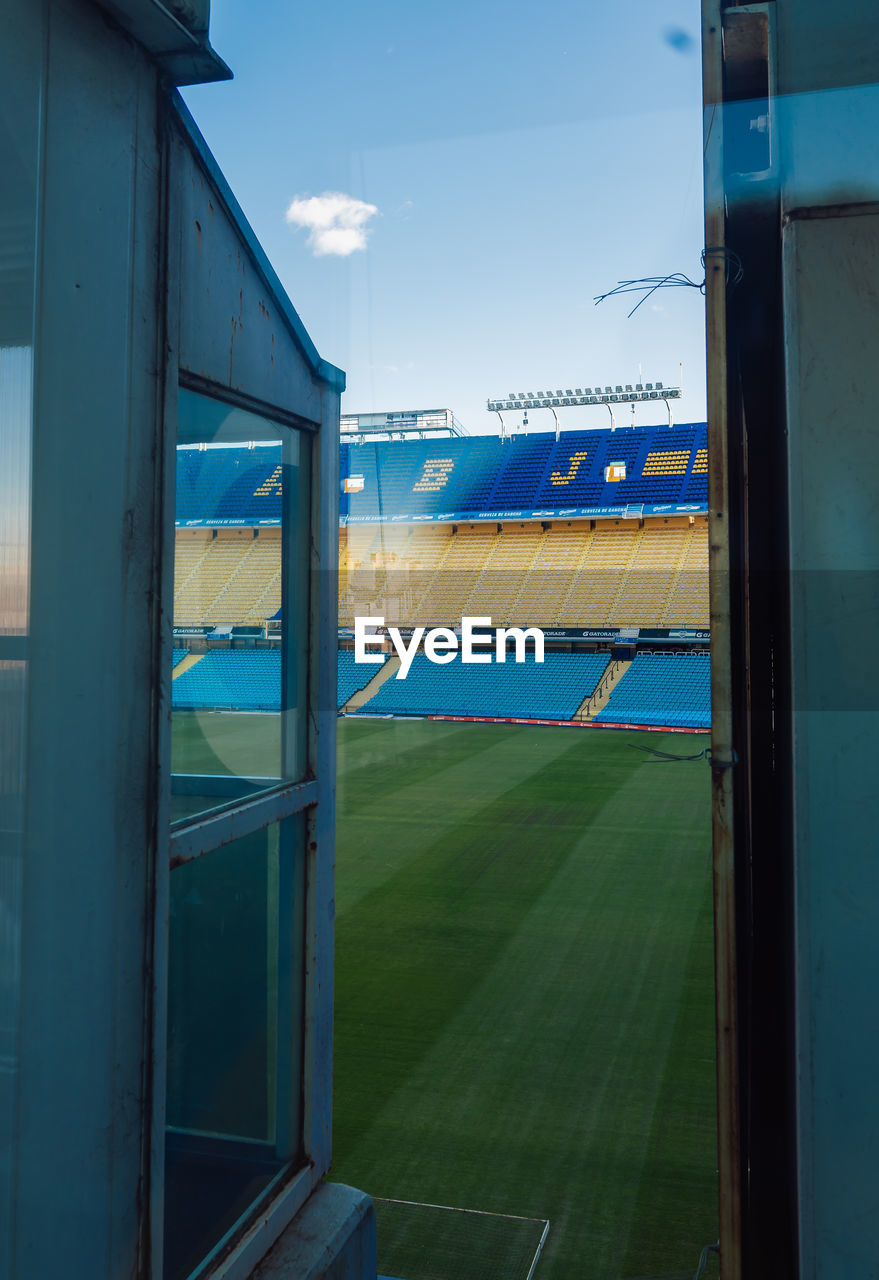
[427,716,708,733]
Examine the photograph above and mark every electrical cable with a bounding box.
[628,743,738,769]
[594,248,743,317]
[692,1240,720,1279]
[628,742,709,762]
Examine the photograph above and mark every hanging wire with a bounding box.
[701,246,744,285]
[627,743,738,769]
[628,742,709,762]
[693,1241,721,1280]
[594,249,743,317]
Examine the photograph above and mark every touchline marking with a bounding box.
[373,1196,551,1280]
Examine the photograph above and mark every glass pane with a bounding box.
[164,815,305,1280]
[171,389,310,822]
[0,7,40,1269]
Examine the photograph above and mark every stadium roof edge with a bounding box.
[342,419,708,443]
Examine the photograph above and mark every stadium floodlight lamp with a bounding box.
[487,378,682,423]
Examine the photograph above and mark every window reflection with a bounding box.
[171,389,310,822]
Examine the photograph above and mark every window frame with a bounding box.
[151,95,343,1280]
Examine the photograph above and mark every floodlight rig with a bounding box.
[487,382,682,439]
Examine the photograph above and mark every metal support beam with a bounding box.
[702,4,743,1277]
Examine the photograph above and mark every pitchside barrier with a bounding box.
[372,1196,549,1280]
[428,715,709,733]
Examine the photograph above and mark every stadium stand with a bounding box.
[175,424,708,530]
[355,651,610,721]
[173,426,712,729]
[177,428,710,629]
[592,652,711,728]
[171,649,280,710]
[339,519,708,629]
[174,531,281,625]
[172,648,189,668]
[337,650,384,709]
[170,648,382,712]
[660,520,709,625]
[176,445,282,526]
[606,525,692,626]
[340,423,709,522]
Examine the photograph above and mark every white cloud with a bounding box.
[284,191,379,257]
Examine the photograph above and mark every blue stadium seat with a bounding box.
[170,649,386,711]
[179,424,708,528]
[356,651,610,720]
[171,649,281,710]
[593,652,711,729]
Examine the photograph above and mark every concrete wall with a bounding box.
[777,4,879,1276]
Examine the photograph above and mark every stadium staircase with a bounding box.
[593,651,711,728]
[172,651,204,677]
[341,654,400,712]
[575,658,632,721]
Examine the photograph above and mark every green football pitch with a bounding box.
[333,718,717,1280]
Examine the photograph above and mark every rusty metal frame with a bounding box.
[178,368,322,434]
[702,5,743,1277]
[168,780,318,869]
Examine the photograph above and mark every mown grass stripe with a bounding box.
[333,721,715,1280]
[336,721,601,915]
[333,726,645,1166]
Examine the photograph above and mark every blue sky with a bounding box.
[184,0,706,434]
